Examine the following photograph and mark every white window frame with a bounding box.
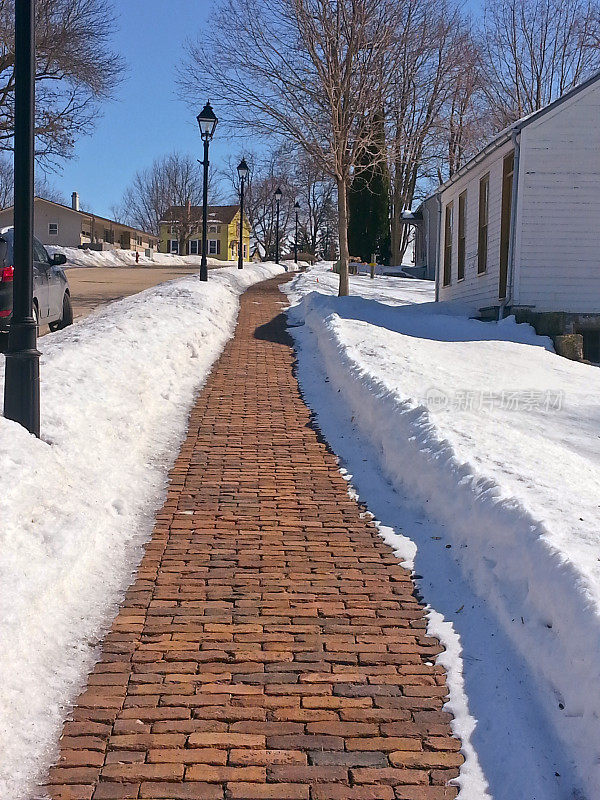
[169,239,179,254]
[208,239,220,255]
[189,239,199,255]
[48,222,59,236]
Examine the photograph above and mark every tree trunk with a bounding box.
[390,175,403,265]
[337,177,349,297]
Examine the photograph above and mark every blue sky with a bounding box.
[50,0,234,218]
[49,0,484,219]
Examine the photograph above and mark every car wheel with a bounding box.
[51,292,73,331]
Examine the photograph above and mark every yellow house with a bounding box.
[158,204,251,261]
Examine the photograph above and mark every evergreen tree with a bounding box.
[348,115,391,264]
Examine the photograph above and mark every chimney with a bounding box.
[186,199,192,216]
[72,191,80,211]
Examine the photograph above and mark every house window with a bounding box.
[170,225,177,235]
[458,191,466,281]
[208,239,221,255]
[443,202,453,287]
[580,329,600,363]
[189,240,199,255]
[48,222,59,236]
[243,244,248,258]
[170,240,179,254]
[209,225,221,234]
[499,151,514,300]
[478,173,489,274]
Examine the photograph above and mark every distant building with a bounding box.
[159,204,251,261]
[407,71,600,361]
[402,198,438,281]
[0,193,158,252]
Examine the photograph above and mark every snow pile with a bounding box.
[46,244,238,269]
[0,262,284,800]
[286,265,600,799]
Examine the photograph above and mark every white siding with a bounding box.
[422,194,439,281]
[515,81,600,312]
[438,139,515,309]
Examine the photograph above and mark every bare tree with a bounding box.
[0,157,13,208]
[444,35,490,177]
[291,151,337,256]
[244,152,295,260]
[0,0,124,164]
[480,0,600,126]
[180,0,402,296]
[222,145,336,258]
[35,172,65,204]
[117,153,223,244]
[388,0,469,264]
[0,155,64,207]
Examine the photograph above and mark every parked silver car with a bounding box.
[0,226,73,334]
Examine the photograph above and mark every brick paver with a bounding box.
[44,276,461,800]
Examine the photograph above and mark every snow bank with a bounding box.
[46,244,238,269]
[0,262,284,800]
[286,265,600,799]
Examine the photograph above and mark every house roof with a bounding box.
[437,68,600,194]
[0,196,158,240]
[161,204,241,225]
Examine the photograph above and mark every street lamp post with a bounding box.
[274,187,282,264]
[3,0,40,437]
[237,158,249,270]
[196,101,218,282]
[294,201,300,266]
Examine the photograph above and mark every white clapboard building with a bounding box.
[413,71,600,361]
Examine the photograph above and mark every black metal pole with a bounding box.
[200,137,209,282]
[294,209,299,265]
[238,177,245,270]
[3,0,40,437]
[275,199,280,264]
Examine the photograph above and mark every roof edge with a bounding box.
[436,68,600,194]
[0,196,158,240]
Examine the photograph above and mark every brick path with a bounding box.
[45,276,462,800]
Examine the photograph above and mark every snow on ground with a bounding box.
[0,262,284,800]
[286,264,600,800]
[45,244,236,269]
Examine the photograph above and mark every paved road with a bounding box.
[45,274,462,800]
[0,266,217,345]
[66,266,203,323]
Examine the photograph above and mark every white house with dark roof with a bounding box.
[413,71,600,361]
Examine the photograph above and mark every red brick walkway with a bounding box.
[45,276,462,800]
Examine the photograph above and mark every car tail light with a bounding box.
[1,265,14,282]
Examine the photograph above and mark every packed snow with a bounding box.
[286,264,600,800]
[45,244,240,269]
[0,262,284,800]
